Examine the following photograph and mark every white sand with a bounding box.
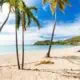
[0,46,80,80]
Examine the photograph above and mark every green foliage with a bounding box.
[64,36,80,45]
[42,0,70,14]
[29,6,38,12]
[58,0,65,11]
[0,0,40,31]
[34,36,80,45]
[24,5,40,29]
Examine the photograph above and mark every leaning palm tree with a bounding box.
[42,0,70,57]
[0,0,21,69]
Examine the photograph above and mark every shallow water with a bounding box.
[0,45,74,55]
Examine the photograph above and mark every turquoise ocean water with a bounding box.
[0,45,74,55]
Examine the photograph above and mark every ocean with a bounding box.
[0,45,74,55]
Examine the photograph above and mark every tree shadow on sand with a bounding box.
[23,55,80,79]
[0,55,80,79]
[23,68,80,79]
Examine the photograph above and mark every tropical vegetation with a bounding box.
[34,36,80,45]
[0,0,40,70]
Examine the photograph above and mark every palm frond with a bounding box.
[29,6,37,12]
[23,2,41,29]
[58,1,65,11]
[30,12,40,29]
[50,0,57,14]
[25,12,31,27]
[42,0,70,15]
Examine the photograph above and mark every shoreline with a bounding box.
[0,46,80,80]
[0,46,80,65]
[0,45,79,56]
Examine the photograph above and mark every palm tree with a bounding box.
[20,2,40,69]
[0,0,21,69]
[0,0,40,70]
[15,8,21,69]
[0,0,40,69]
[42,0,70,57]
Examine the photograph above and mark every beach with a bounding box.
[0,46,80,80]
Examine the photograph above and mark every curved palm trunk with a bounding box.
[15,27,20,69]
[0,8,10,31]
[46,11,56,57]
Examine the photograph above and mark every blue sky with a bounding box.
[0,0,80,45]
[28,0,80,23]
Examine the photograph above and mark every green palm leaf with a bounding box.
[23,2,41,29]
[50,0,57,14]
[29,6,37,12]
[42,0,70,15]
[25,11,31,27]
[58,1,65,11]
[31,13,40,29]
[26,9,40,29]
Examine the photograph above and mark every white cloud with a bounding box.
[0,17,80,45]
[1,18,80,45]
[0,24,41,45]
[40,19,80,39]
[0,1,80,45]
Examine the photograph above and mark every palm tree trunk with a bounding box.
[21,27,24,69]
[21,12,25,70]
[46,11,56,57]
[0,8,10,31]
[15,27,20,69]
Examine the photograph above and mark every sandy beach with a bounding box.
[0,46,80,80]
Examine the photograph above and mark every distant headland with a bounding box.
[34,36,80,45]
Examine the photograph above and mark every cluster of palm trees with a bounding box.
[0,0,40,70]
[0,0,70,70]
